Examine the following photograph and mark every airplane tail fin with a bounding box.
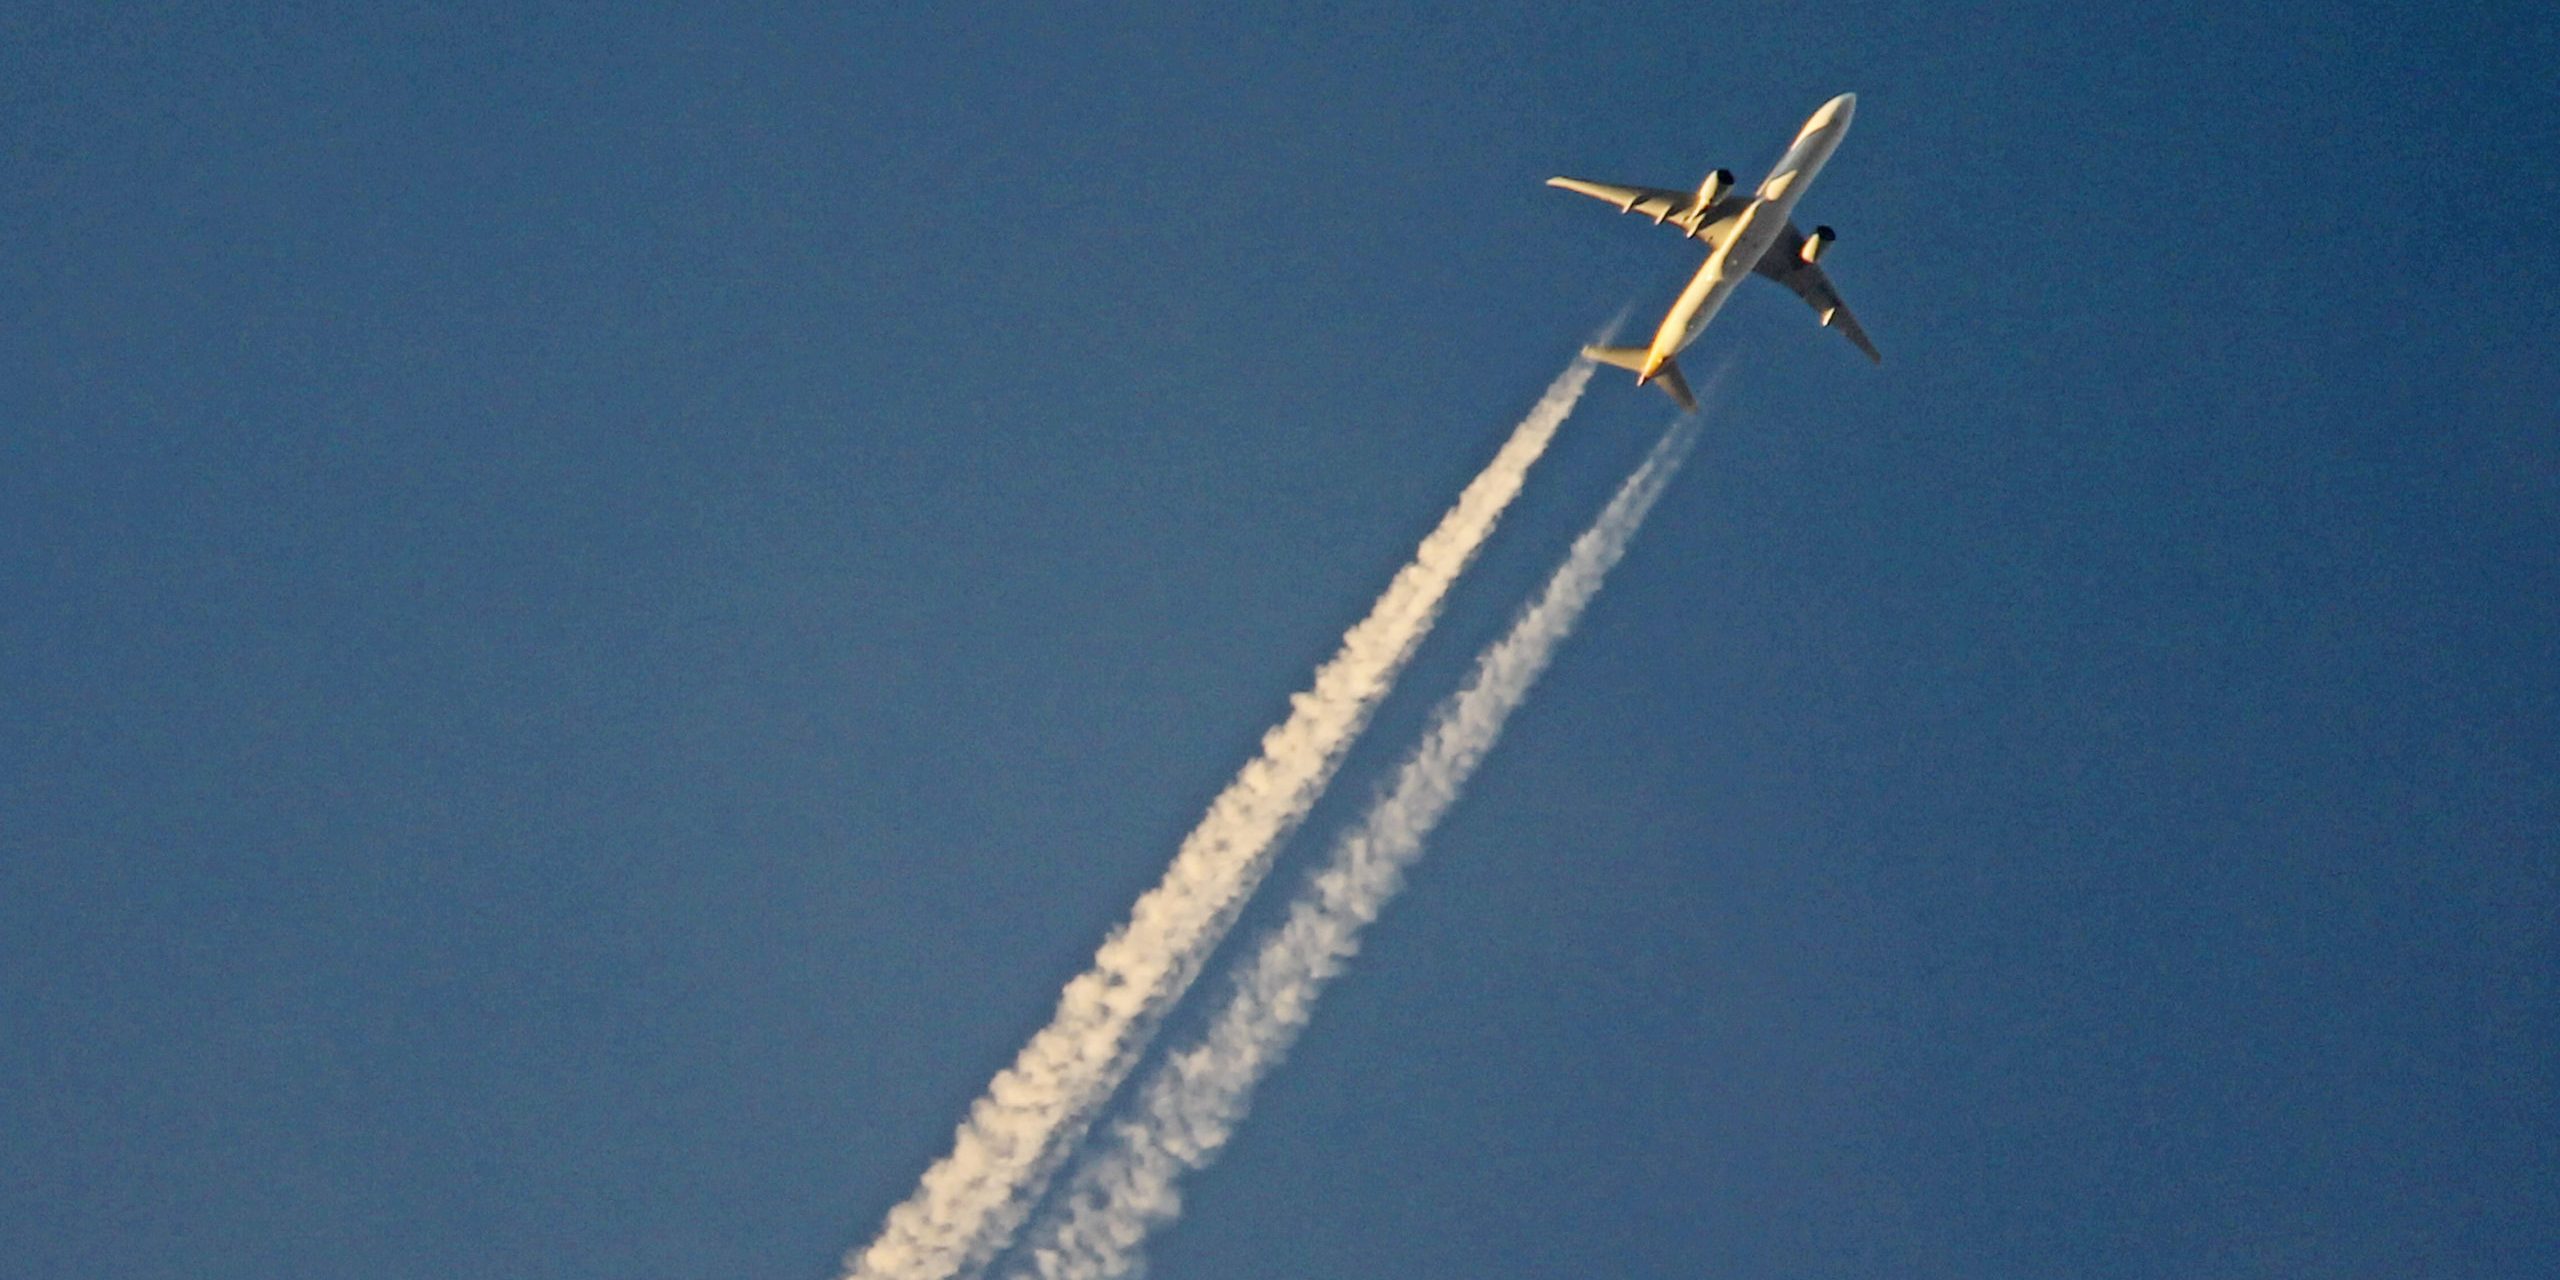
[1580,345,1698,413]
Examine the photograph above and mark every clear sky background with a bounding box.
[6,4,2555,1278]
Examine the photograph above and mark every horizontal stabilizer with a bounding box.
[1581,344,1651,373]
[1581,345,1696,413]
[1649,359,1697,413]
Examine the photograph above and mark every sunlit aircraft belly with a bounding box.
[1643,93,1856,371]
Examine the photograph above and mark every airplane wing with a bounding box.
[1546,176,1696,220]
[1547,176,1753,232]
[1755,222,1881,363]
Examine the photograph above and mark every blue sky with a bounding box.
[5,4,2555,1278]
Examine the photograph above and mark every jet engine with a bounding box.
[1800,225,1835,264]
[1695,168,1733,206]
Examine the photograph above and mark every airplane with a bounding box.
[1549,92,1879,411]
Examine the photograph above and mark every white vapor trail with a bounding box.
[1006,409,1707,1280]
[844,356,1601,1280]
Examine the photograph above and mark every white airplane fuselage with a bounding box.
[1640,93,1857,379]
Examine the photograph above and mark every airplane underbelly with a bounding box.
[1658,210,1765,355]
[1660,188,1807,354]
[1726,219,1786,280]
[1671,279,1740,352]
[1654,260,1736,357]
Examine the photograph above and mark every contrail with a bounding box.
[843,356,1602,1280]
[1005,409,1707,1280]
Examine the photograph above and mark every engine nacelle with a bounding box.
[1800,225,1835,264]
[1695,168,1734,206]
